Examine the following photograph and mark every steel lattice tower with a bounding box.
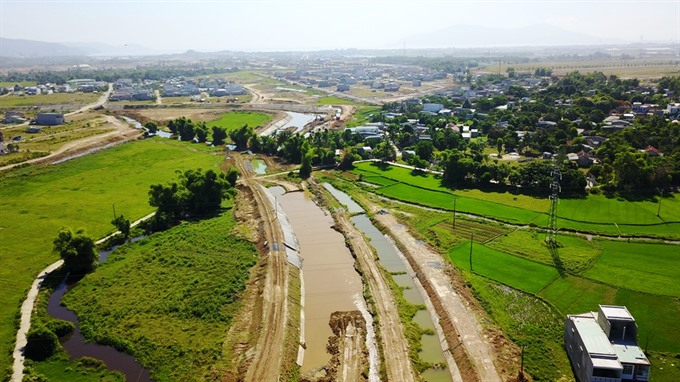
[547,162,561,245]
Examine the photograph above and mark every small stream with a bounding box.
[47,241,151,381]
[324,184,452,382]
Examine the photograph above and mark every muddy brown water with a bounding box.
[271,187,365,374]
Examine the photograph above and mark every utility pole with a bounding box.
[469,232,474,272]
[112,203,117,219]
[519,344,526,381]
[547,161,561,245]
[657,189,662,217]
[452,197,457,229]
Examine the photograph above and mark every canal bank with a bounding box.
[322,182,457,382]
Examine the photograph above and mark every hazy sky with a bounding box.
[1,0,678,52]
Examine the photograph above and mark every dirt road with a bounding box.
[370,201,503,382]
[0,115,141,172]
[320,182,416,382]
[234,154,292,382]
[244,84,265,104]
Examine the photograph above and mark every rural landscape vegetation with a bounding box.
[1,20,679,382]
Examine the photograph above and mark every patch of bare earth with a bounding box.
[301,311,369,382]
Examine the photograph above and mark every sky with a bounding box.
[1,0,679,52]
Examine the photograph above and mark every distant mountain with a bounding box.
[0,38,87,57]
[400,24,627,49]
[64,42,163,56]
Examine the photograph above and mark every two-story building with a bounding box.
[565,305,650,382]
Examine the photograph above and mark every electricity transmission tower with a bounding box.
[547,162,561,245]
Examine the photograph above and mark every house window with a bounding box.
[623,365,633,375]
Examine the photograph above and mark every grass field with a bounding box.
[0,92,99,107]
[352,161,680,238]
[467,273,572,381]
[207,111,272,132]
[487,231,600,273]
[448,243,559,294]
[583,241,680,296]
[0,138,224,377]
[62,211,257,381]
[315,96,363,106]
[31,357,125,381]
[345,106,380,127]
[0,81,36,88]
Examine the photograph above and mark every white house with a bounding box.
[565,305,650,382]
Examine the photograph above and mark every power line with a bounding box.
[547,161,561,245]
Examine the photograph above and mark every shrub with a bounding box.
[25,325,59,360]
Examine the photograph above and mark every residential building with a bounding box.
[423,103,444,113]
[565,305,650,382]
[35,113,64,126]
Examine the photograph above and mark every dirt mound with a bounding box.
[301,310,369,382]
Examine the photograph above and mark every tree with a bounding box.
[211,126,227,145]
[496,138,504,156]
[229,124,254,150]
[414,140,434,162]
[148,168,238,230]
[111,214,131,242]
[24,325,59,360]
[144,121,158,134]
[338,149,360,170]
[374,140,396,162]
[195,123,209,143]
[299,150,313,179]
[53,228,97,273]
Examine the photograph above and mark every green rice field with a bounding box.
[351,161,680,239]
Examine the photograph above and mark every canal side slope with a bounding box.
[371,201,503,382]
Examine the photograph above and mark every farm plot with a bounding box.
[583,241,680,296]
[486,230,600,273]
[448,243,559,294]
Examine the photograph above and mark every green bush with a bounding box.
[45,319,74,337]
[25,325,59,361]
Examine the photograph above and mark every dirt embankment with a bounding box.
[310,180,416,382]
[370,200,509,382]
[301,311,368,382]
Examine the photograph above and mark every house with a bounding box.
[537,121,558,128]
[337,84,350,92]
[35,113,64,126]
[585,136,607,147]
[385,83,400,92]
[575,151,594,167]
[565,305,650,382]
[666,103,680,118]
[423,103,444,113]
[3,112,27,124]
[642,146,661,157]
[402,150,416,160]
